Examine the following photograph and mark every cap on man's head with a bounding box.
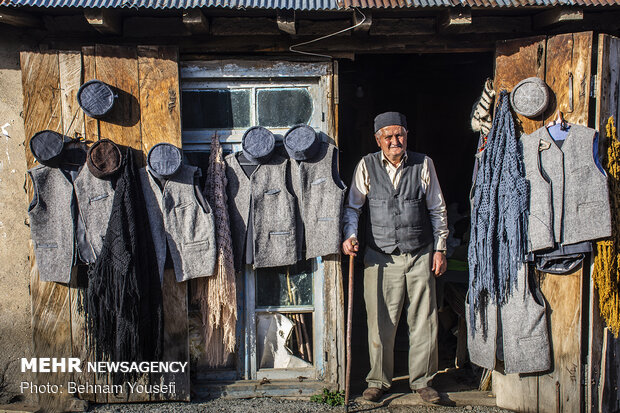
[374,112,408,133]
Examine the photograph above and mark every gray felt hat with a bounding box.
[87,139,123,179]
[77,80,117,119]
[284,124,321,161]
[510,77,550,118]
[374,112,408,133]
[242,126,275,165]
[147,143,182,179]
[29,130,70,167]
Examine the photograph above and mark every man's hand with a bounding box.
[342,237,359,257]
[432,251,447,277]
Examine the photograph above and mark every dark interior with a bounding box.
[338,52,494,394]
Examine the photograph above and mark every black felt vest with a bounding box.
[364,151,433,254]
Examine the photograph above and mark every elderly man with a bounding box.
[342,112,448,403]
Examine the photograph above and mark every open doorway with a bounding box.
[338,52,494,394]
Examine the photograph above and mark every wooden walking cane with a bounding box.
[345,240,357,412]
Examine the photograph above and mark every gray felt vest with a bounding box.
[226,153,297,270]
[140,165,216,283]
[466,264,551,374]
[365,151,434,254]
[28,164,114,283]
[521,125,611,252]
[290,143,347,259]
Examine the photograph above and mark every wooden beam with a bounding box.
[277,10,296,35]
[353,9,372,34]
[0,8,41,28]
[183,9,209,34]
[369,18,435,36]
[84,9,121,35]
[440,7,472,29]
[534,7,583,28]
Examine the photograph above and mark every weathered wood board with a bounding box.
[20,45,190,404]
[20,50,77,411]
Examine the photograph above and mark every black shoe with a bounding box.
[362,387,384,402]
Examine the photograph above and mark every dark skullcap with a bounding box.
[147,143,182,179]
[242,126,275,165]
[29,130,69,167]
[86,139,123,178]
[284,124,321,161]
[374,112,408,133]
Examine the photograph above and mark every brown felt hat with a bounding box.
[86,139,123,178]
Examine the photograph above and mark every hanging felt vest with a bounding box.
[286,129,347,259]
[466,264,551,374]
[226,153,298,271]
[27,141,117,283]
[522,124,612,252]
[364,150,434,254]
[140,161,217,283]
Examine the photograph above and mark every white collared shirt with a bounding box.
[343,151,449,251]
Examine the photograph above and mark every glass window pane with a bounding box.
[256,312,313,369]
[182,89,250,129]
[257,88,313,128]
[256,260,313,307]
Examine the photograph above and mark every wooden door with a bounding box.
[491,32,594,413]
[20,45,190,408]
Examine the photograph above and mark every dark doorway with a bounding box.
[338,52,494,395]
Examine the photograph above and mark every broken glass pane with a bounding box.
[256,260,313,308]
[256,312,313,368]
[181,89,250,129]
[257,88,313,127]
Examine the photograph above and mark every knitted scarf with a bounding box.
[85,148,164,381]
[593,116,620,337]
[193,135,237,367]
[468,90,529,334]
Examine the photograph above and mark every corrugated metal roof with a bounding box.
[2,0,618,10]
[0,0,341,9]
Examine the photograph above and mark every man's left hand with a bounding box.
[432,252,447,277]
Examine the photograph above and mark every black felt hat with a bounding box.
[374,112,408,133]
[283,124,321,161]
[147,143,182,179]
[77,80,117,118]
[86,139,123,179]
[242,126,276,165]
[29,130,70,167]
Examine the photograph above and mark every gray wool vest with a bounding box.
[140,165,217,283]
[28,164,115,283]
[226,153,298,270]
[364,151,434,254]
[466,264,551,374]
[521,125,611,252]
[290,143,347,260]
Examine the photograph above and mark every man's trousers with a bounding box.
[363,243,438,390]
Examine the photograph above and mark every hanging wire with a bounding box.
[289,7,367,59]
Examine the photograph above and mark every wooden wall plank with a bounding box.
[21,50,76,411]
[82,46,99,143]
[543,32,592,126]
[59,50,85,139]
[538,268,583,413]
[95,45,142,152]
[137,45,181,152]
[136,46,190,401]
[494,36,546,135]
[493,37,546,412]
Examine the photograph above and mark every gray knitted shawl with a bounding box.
[468,90,529,335]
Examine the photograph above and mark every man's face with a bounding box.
[375,125,407,162]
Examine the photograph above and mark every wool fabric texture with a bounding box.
[593,116,620,337]
[85,148,163,383]
[374,112,407,133]
[468,90,529,334]
[193,134,238,367]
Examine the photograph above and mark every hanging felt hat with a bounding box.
[86,139,123,179]
[510,77,550,118]
[77,80,117,118]
[242,126,275,164]
[283,124,321,161]
[374,112,408,133]
[147,143,182,179]
[29,130,70,167]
